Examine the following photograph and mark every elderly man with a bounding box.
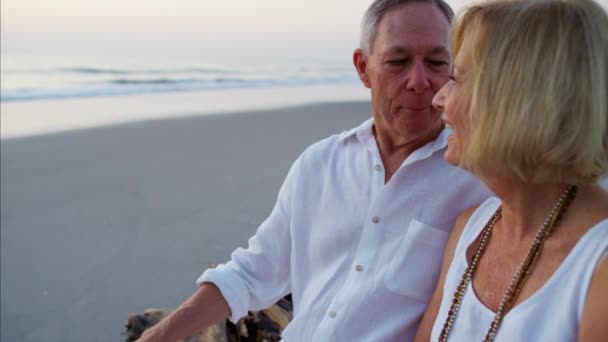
[138,0,491,340]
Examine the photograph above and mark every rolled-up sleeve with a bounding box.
[196,156,299,322]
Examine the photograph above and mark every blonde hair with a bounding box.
[454,0,608,184]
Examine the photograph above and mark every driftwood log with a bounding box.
[124,295,293,342]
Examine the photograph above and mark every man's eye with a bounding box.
[429,60,449,66]
[387,59,408,65]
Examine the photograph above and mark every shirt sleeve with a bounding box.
[196,156,299,322]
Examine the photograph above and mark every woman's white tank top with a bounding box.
[430,197,608,341]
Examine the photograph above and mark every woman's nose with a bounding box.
[432,84,448,112]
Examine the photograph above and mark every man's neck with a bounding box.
[373,124,442,183]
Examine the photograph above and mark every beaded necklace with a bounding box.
[438,184,578,342]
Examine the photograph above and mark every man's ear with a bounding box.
[353,49,372,89]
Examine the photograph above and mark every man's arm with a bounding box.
[136,282,230,342]
[414,206,477,342]
[579,256,608,342]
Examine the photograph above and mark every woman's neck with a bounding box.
[485,179,570,241]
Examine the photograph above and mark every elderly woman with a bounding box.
[414,0,608,341]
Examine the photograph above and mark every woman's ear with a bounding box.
[353,49,371,88]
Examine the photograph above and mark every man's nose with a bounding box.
[406,62,430,93]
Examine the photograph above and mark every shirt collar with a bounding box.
[338,118,450,159]
[337,118,374,144]
[404,127,450,165]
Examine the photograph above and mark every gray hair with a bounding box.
[360,0,454,54]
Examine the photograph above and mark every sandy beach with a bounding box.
[3,99,608,342]
[0,101,372,342]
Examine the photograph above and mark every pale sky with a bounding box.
[1,0,606,60]
[0,0,470,60]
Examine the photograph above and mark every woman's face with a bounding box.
[432,36,475,167]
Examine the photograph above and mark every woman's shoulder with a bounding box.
[454,197,501,246]
[569,185,608,246]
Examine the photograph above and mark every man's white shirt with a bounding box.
[198,118,491,341]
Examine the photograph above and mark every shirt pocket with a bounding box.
[383,218,450,302]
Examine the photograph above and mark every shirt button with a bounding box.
[371,216,379,223]
[328,311,337,318]
[355,265,363,272]
[374,164,381,171]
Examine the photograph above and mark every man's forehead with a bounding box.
[373,3,450,53]
[380,2,450,29]
[385,45,450,56]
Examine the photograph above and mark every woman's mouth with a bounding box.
[443,121,457,141]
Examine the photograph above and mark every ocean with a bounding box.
[0,53,370,138]
[1,53,361,102]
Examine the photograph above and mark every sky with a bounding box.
[1,0,473,61]
[1,0,607,61]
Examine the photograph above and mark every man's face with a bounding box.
[355,2,451,145]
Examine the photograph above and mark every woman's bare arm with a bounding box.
[579,257,608,341]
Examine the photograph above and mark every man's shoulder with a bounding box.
[299,124,362,162]
[297,132,344,165]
